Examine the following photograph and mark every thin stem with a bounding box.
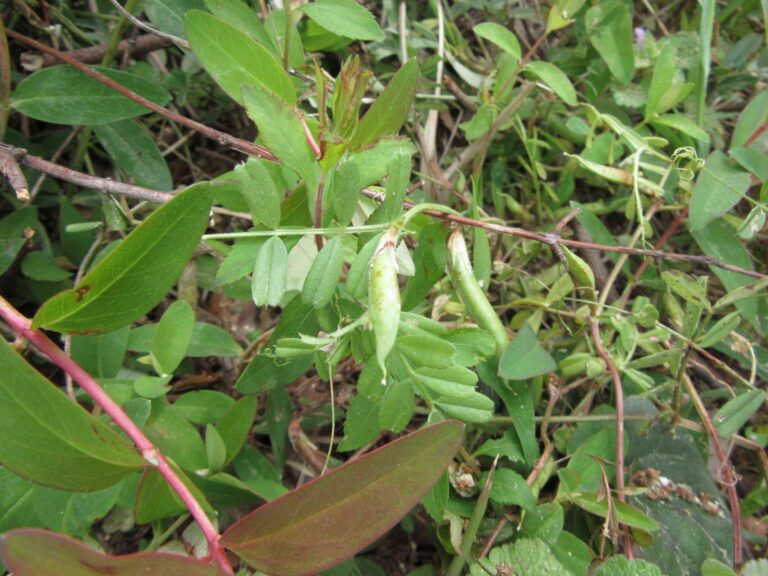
[681,371,743,563]
[0,17,11,140]
[7,30,276,162]
[590,319,632,558]
[203,224,389,240]
[0,296,233,576]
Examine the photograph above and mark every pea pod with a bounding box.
[447,228,508,354]
[368,227,401,375]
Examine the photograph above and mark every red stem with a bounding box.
[0,295,234,576]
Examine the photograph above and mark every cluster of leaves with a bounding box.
[1,0,767,575]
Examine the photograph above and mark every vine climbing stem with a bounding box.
[0,295,234,576]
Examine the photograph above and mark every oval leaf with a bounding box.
[185,10,295,105]
[151,300,195,374]
[0,338,144,491]
[221,420,464,575]
[32,184,212,334]
[499,323,557,380]
[473,23,521,63]
[301,0,384,41]
[12,66,171,125]
[0,528,218,576]
[252,236,288,307]
[301,235,345,309]
[524,61,577,106]
[690,151,751,231]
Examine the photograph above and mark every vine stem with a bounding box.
[0,295,234,576]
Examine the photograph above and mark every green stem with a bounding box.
[283,0,292,70]
[202,224,390,240]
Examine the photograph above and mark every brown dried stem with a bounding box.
[39,33,174,67]
[0,144,30,201]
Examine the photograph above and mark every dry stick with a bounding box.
[1,143,173,203]
[7,30,276,162]
[106,0,190,49]
[8,32,765,281]
[0,296,234,576]
[40,33,174,67]
[0,145,30,201]
[681,370,743,563]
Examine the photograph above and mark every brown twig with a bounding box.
[680,371,743,563]
[39,34,174,67]
[7,30,277,162]
[590,319,633,558]
[0,145,30,201]
[1,143,172,203]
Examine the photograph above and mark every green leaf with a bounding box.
[204,0,275,50]
[346,233,381,299]
[252,237,288,307]
[697,311,741,348]
[349,137,417,187]
[217,395,258,465]
[443,327,496,367]
[144,0,206,39]
[144,398,207,472]
[693,219,766,335]
[12,66,170,125]
[470,538,571,576]
[713,389,765,438]
[185,10,295,104]
[339,363,386,451]
[645,43,676,119]
[301,0,384,41]
[713,277,768,310]
[499,323,557,380]
[32,184,212,334]
[302,235,345,309]
[242,84,318,190]
[93,119,173,191]
[652,114,710,143]
[172,390,236,425]
[473,23,521,63]
[396,334,455,369]
[134,463,212,523]
[732,89,768,148]
[402,223,449,310]
[0,338,144,491]
[487,468,536,510]
[383,150,412,222]
[571,493,659,533]
[378,379,414,433]
[205,424,227,473]
[736,206,766,240]
[593,556,664,576]
[234,159,282,228]
[33,482,121,538]
[0,528,219,576]
[689,151,751,231]
[348,60,419,150]
[220,421,464,575]
[662,270,711,311]
[414,365,478,398]
[150,300,195,374]
[330,158,361,226]
[129,322,242,357]
[233,444,288,500]
[434,394,494,423]
[585,2,635,84]
[20,251,71,282]
[524,61,577,106]
[0,238,25,276]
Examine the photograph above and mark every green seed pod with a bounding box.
[447,228,509,354]
[369,227,401,376]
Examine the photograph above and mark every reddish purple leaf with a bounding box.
[0,528,219,575]
[221,420,464,576]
